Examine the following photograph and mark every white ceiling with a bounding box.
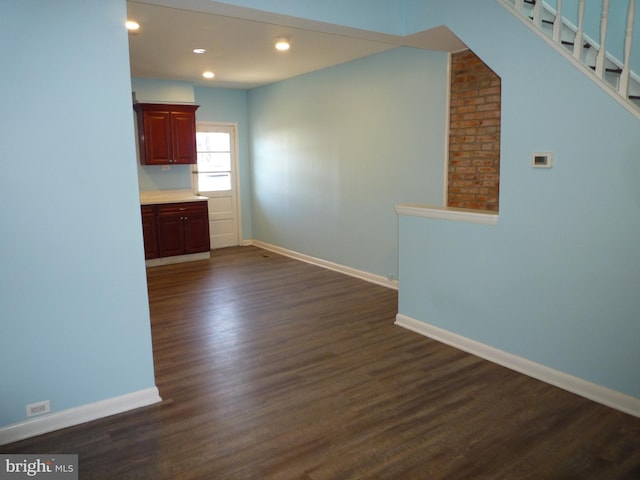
[126,1,467,89]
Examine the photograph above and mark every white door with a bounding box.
[194,123,240,249]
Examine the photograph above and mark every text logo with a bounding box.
[0,455,77,479]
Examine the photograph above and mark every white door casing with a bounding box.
[193,123,241,249]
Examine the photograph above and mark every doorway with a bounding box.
[193,123,241,249]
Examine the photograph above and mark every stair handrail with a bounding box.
[497,0,640,119]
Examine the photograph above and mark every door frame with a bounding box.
[192,121,242,248]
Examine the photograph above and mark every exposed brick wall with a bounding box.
[448,50,501,212]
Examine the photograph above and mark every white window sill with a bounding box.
[395,204,498,225]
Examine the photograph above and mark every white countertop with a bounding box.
[140,189,208,205]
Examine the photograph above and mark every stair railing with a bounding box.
[498,0,639,117]
[620,0,637,96]
[552,0,563,43]
[573,0,585,62]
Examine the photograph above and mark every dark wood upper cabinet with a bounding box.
[134,103,199,165]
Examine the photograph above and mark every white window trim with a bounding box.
[192,122,239,193]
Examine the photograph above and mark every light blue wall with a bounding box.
[248,47,447,279]
[0,0,156,428]
[132,77,195,103]
[194,86,252,240]
[399,0,640,398]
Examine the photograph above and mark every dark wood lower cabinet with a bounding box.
[141,206,159,260]
[181,206,210,254]
[141,201,210,259]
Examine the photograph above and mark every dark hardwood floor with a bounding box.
[3,246,640,479]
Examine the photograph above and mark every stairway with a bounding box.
[498,0,640,116]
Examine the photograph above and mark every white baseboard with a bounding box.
[395,314,640,418]
[249,240,398,290]
[0,387,162,445]
[146,251,210,268]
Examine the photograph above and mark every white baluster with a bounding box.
[515,0,524,14]
[533,0,542,27]
[595,0,610,79]
[573,0,585,60]
[553,0,564,43]
[619,0,636,96]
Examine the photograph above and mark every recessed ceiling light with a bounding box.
[126,20,140,31]
[202,71,215,79]
[275,37,290,51]
[193,48,206,54]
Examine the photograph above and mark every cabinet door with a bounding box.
[183,204,210,254]
[157,209,186,257]
[171,112,197,164]
[141,206,159,259]
[154,201,210,258]
[142,110,173,165]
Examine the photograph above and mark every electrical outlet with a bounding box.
[26,400,51,417]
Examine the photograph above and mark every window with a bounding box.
[194,130,232,192]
